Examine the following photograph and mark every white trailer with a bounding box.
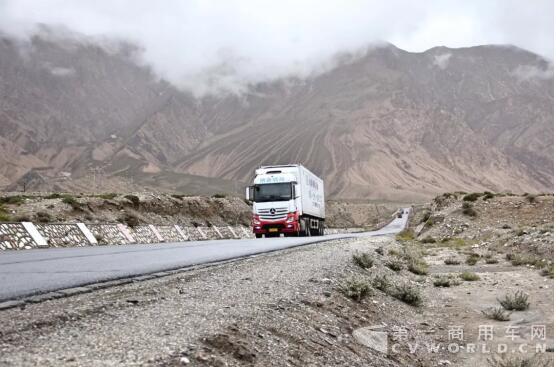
[246,164,325,237]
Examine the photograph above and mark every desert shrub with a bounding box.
[339,277,372,302]
[212,193,227,198]
[0,195,26,205]
[482,191,494,200]
[433,276,456,288]
[510,254,542,267]
[461,202,477,217]
[62,196,82,210]
[124,195,140,206]
[121,212,140,228]
[407,258,429,275]
[172,194,185,200]
[444,257,461,265]
[375,247,384,256]
[99,193,117,200]
[463,193,481,202]
[35,211,52,223]
[459,271,480,281]
[465,253,480,265]
[525,194,537,203]
[482,307,511,321]
[498,291,529,311]
[388,249,401,257]
[372,274,391,292]
[0,205,11,222]
[485,258,499,264]
[396,229,414,241]
[501,224,512,229]
[420,236,436,244]
[352,252,374,269]
[386,260,403,272]
[392,284,423,307]
[14,215,31,222]
[541,263,554,278]
[45,193,62,199]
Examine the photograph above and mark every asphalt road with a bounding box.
[0,211,408,301]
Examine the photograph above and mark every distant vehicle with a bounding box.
[246,164,325,238]
[397,210,403,218]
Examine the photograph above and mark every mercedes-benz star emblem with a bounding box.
[269,208,276,215]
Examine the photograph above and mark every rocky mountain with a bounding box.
[0,32,553,200]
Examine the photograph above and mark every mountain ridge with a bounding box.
[0,33,553,200]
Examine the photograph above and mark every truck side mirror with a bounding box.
[245,186,254,202]
[294,184,300,198]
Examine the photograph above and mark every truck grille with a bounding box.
[257,207,288,221]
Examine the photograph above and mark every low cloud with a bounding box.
[0,0,553,96]
[433,53,452,70]
[48,66,76,76]
[512,64,554,82]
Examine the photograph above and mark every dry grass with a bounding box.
[498,291,529,311]
[396,229,415,241]
[482,307,511,321]
[372,274,391,292]
[444,257,461,265]
[433,276,459,288]
[392,284,423,307]
[385,260,403,272]
[352,252,374,269]
[339,277,372,302]
[459,271,480,281]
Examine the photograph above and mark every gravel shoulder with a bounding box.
[0,235,440,366]
[0,224,552,366]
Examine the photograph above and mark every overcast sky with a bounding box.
[0,0,553,95]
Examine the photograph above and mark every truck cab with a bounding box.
[246,165,325,238]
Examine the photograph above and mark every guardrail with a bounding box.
[0,222,361,250]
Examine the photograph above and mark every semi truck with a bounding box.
[245,164,325,238]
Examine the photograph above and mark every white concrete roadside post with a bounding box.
[117,224,136,243]
[174,225,189,241]
[213,226,224,239]
[228,225,238,239]
[149,225,164,242]
[196,227,206,240]
[76,223,98,245]
[21,222,48,248]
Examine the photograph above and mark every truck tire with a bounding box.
[301,219,310,237]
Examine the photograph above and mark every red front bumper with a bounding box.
[252,214,300,234]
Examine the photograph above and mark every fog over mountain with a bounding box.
[0,1,553,199]
[0,32,552,199]
[0,0,553,95]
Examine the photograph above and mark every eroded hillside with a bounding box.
[1,32,553,200]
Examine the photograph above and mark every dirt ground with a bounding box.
[0,192,398,229]
[0,192,552,366]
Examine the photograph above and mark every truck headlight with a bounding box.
[286,213,296,223]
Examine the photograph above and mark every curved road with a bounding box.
[0,211,408,302]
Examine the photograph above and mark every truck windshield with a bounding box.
[253,183,292,202]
